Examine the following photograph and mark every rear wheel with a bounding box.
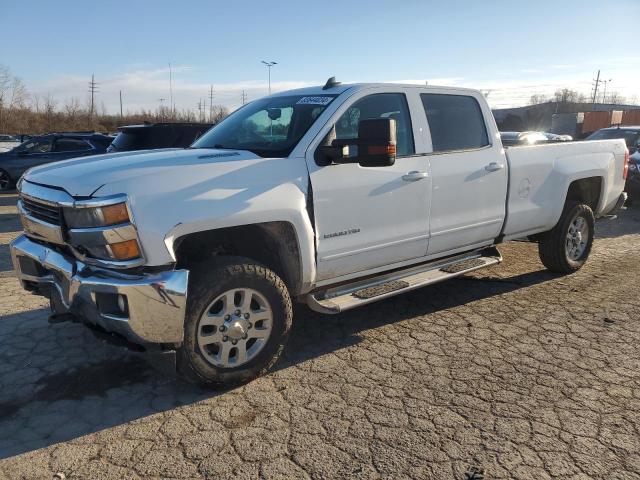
[177,257,292,387]
[538,201,595,273]
[0,169,12,191]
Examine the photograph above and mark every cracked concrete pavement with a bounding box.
[1,191,640,479]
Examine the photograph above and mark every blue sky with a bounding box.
[1,0,639,113]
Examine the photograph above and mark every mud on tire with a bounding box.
[177,256,293,387]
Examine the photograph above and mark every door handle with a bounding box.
[485,162,504,172]
[402,171,429,181]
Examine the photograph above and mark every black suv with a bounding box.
[0,132,113,191]
[107,122,213,153]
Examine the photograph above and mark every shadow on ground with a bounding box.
[0,267,555,459]
[595,203,640,239]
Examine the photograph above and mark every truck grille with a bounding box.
[21,197,62,225]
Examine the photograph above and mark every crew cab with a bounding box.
[10,79,628,386]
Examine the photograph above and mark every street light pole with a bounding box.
[602,79,612,104]
[261,60,277,94]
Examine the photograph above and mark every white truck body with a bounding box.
[10,82,628,380]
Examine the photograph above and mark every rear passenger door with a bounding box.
[53,138,95,160]
[420,92,508,255]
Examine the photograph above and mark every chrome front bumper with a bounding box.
[10,235,189,347]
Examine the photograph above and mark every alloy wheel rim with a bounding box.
[197,288,273,368]
[565,215,589,261]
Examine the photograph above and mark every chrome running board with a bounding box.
[306,247,502,314]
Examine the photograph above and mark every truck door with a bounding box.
[420,92,508,255]
[305,89,431,281]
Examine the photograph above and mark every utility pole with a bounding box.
[261,60,277,94]
[169,62,174,119]
[88,74,98,128]
[119,90,123,118]
[197,99,203,122]
[241,90,247,105]
[209,85,214,122]
[591,70,601,110]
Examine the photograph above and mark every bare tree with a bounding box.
[529,93,550,105]
[553,88,585,104]
[606,92,627,105]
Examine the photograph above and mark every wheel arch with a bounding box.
[173,221,306,296]
[564,176,603,212]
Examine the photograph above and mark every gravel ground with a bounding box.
[0,191,639,479]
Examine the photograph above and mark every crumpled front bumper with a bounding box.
[10,235,189,347]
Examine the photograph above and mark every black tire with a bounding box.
[177,256,292,387]
[0,169,13,192]
[538,201,595,274]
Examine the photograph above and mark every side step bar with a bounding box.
[306,247,502,314]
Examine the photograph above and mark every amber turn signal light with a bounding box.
[366,144,396,156]
[109,239,140,260]
[101,203,130,226]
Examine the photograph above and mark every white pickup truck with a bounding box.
[10,79,629,386]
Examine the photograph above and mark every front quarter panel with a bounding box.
[95,155,316,289]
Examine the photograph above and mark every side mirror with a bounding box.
[314,118,397,167]
[355,118,397,167]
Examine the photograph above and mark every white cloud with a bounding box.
[29,66,314,114]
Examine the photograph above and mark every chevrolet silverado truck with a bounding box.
[10,79,629,386]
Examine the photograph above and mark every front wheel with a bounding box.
[538,201,595,273]
[0,169,13,191]
[177,257,292,387]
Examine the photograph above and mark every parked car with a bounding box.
[107,122,213,153]
[627,150,640,197]
[11,80,627,387]
[500,131,549,146]
[0,133,113,191]
[543,132,573,142]
[0,134,20,153]
[586,126,640,154]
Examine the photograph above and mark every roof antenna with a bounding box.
[323,76,341,90]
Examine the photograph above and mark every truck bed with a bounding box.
[501,139,627,240]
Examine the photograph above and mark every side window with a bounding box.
[421,94,489,152]
[335,93,415,156]
[54,138,92,152]
[19,139,52,153]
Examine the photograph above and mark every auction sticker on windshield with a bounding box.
[296,96,334,105]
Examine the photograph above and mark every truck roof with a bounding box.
[269,82,482,98]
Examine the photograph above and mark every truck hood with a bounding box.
[23,148,262,197]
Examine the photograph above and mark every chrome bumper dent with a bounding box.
[10,235,189,346]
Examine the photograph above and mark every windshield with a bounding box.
[192,94,336,157]
[586,129,640,147]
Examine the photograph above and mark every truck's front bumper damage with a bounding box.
[10,235,189,348]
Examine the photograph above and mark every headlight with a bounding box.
[64,201,143,264]
[64,202,129,228]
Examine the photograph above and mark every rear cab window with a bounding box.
[420,93,489,153]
